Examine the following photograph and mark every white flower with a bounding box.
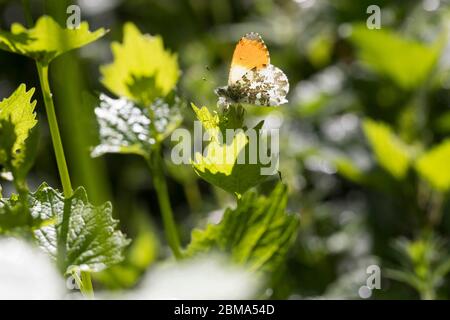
[129,254,262,300]
[0,237,65,299]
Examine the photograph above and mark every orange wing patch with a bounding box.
[228,32,270,85]
[231,32,270,69]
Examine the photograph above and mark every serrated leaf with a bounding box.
[415,139,450,192]
[363,118,412,179]
[0,195,44,234]
[29,183,130,274]
[192,104,272,197]
[0,16,106,65]
[192,103,220,133]
[0,84,37,153]
[13,125,39,184]
[91,94,182,158]
[100,23,179,105]
[0,84,38,184]
[186,183,299,272]
[350,25,442,89]
[93,215,159,290]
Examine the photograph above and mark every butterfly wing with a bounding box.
[231,64,289,106]
[228,32,270,85]
[216,32,288,107]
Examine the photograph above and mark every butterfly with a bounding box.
[215,32,289,108]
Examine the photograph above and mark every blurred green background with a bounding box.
[1,0,450,299]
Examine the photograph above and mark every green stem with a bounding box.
[73,271,94,299]
[22,0,95,301]
[420,286,435,300]
[36,63,73,198]
[147,150,182,259]
[36,62,94,297]
[80,271,94,299]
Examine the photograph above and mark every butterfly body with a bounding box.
[216,32,289,107]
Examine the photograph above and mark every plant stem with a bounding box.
[36,62,94,297]
[73,271,94,299]
[420,286,435,300]
[147,150,182,259]
[80,271,94,299]
[20,0,94,300]
[36,63,73,198]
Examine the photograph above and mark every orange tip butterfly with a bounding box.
[215,32,289,107]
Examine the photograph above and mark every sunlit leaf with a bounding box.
[100,23,179,105]
[0,88,41,234]
[0,16,106,65]
[186,183,299,272]
[91,94,182,158]
[350,25,442,89]
[0,119,16,170]
[30,183,130,274]
[363,118,412,179]
[191,104,272,197]
[0,84,38,184]
[415,140,450,192]
[0,84,37,154]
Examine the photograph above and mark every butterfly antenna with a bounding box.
[278,170,283,182]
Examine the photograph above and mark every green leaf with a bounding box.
[350,25,442,89]
[0,119,16,168]
[0,84,38,184]
[100,22,179,105]
[334,156,366,184]
[0,84,37,154]
[387,235,450,298]
[91,94,182,158]
[0,195,44,234]
[13,125,39,184]
[0,16,106,65]
[30,183,130,274]
[191,104,272,197]
[93,215,159,290]
[363,118,412,179]
[186,183,299,272]
[415,139,450,192]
